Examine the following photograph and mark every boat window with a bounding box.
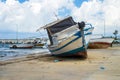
[48,17,76,34]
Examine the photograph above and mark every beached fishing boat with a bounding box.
[9,43,33,49]
[88,17,114,49]
[38,16,94,58]
[88,37,114,49]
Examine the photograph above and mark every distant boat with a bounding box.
[88,18,114,49]
[34,42,45,48]
[38,16,94,58]
[9,43,33,49]
[9,24,34,49]
[33,38,45,48]
[88,37,114,49]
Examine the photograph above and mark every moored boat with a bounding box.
[38,16,94,58]
[34,43,45,48]
[9,43,33,49]
[33,38,45,48]
[88,37,114,49]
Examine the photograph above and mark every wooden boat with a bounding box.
[38,16,94,58]
[9,43,33,49]
[88,38,114,49]
[88,17,114,49]
[9,24,34,49]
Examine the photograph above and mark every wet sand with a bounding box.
[0,47,120,80]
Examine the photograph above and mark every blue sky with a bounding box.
[1,0,86,5]
[0,0,120,39]
[1,0,28,3]
[73,0,88,7]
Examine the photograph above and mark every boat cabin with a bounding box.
[42,16,77,45]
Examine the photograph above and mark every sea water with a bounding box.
[0,44,49,61]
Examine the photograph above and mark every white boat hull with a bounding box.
[9,44,33,49]
[40,16,94,57]
[48,24,94,57]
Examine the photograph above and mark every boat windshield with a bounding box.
[47,17,76,35]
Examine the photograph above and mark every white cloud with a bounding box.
[71,0,120,36]
[29,3,41,15]
[0,0,120,37]
[0,0,74,33]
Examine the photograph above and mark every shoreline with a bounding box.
[0,51,49,65]
[0,47,49,61]
[0,47,120,80]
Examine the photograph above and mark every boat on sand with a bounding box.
[88,37,114,49]
[38,16,94,58]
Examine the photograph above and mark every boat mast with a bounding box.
[16,24,18,43]
[103,18,106,37]
[54,12,59,20]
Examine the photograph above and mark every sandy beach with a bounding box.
[0,47,120,80]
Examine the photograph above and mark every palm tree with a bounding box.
[113,30,118,40]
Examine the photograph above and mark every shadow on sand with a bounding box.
[0,53,86,65]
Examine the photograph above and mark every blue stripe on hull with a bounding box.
[52,46,86,56]
[50,36,81,52]
[49,27,93,56]
[49,32,92,53]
